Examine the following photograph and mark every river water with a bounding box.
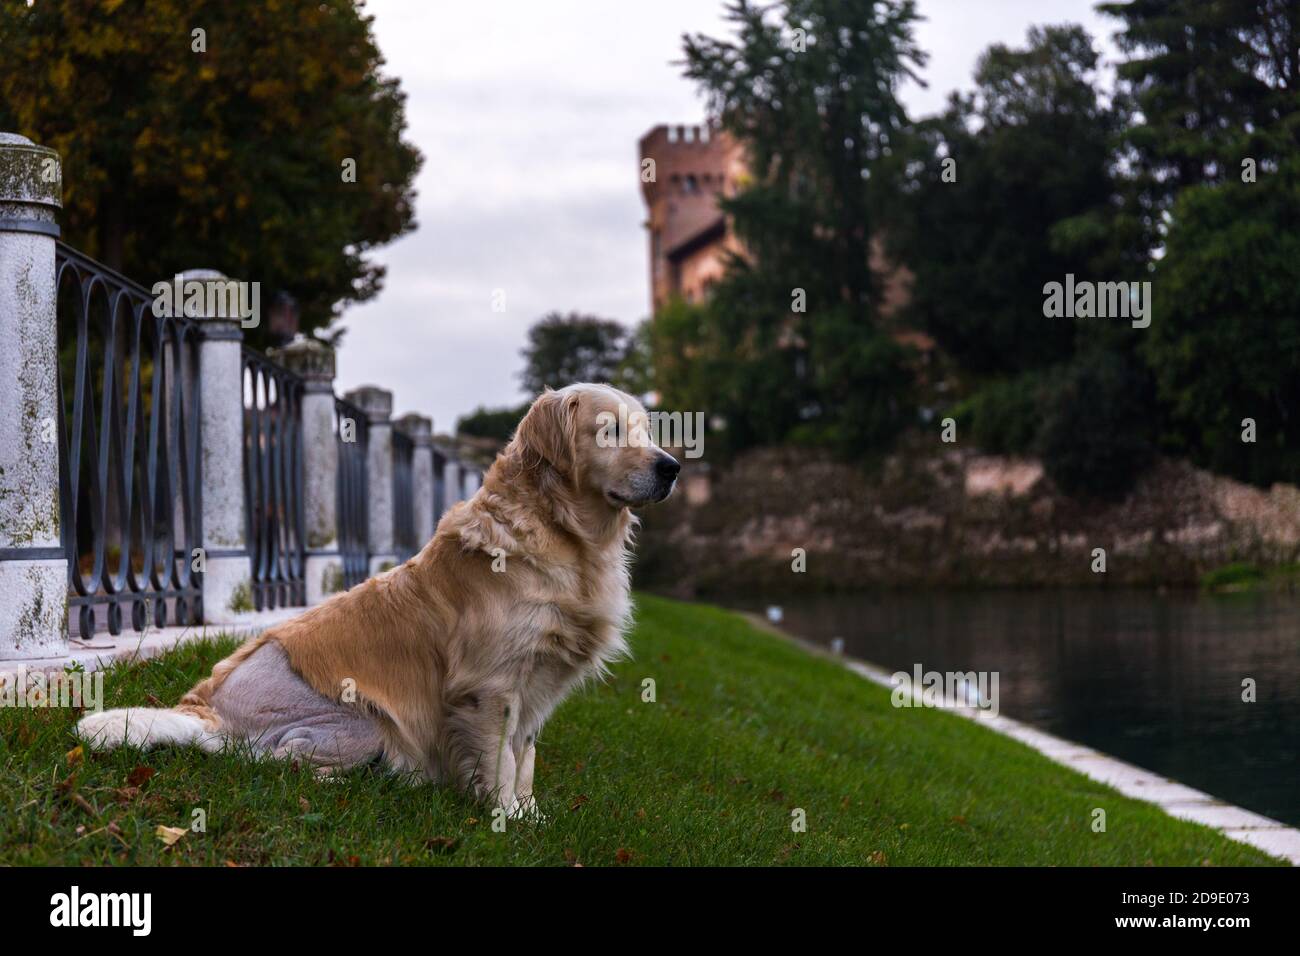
[726,589,1300,826]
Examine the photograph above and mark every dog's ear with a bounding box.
[515,388,581,478]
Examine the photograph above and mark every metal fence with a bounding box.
[392,428,417,563]
[432,447,447,523]
[334,396,370,589]
[55,243,204,638]
[241,348,306,610]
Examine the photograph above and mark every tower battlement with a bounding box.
[638,122,746,312]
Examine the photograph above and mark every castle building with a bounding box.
[637,122,916,326]
[638,123,747,313]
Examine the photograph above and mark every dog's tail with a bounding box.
[77,706,224,752]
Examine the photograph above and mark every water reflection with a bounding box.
[728,590,1300,825]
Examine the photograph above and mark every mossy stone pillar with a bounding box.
[187,270,251,619]
[271,338,342,604]
[395,413,435,546]
[0,133,67,658]
[343,386,396,575]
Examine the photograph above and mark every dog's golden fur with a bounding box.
[79,383,677,816]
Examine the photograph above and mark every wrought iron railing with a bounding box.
[392,428,417,563]
[432,447,447,523]
[241,349,306,609]
[55,243,204,637]
[334,396,370,589]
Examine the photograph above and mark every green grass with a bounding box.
[1201,561,1300,593]
[0,594,1282,866]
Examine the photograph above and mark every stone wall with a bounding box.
[634,438,1300,596]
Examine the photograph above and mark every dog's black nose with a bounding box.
[655,454,681,482]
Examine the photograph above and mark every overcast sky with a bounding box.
[336,0,1120,431]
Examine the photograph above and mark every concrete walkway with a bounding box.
[0,607,302,686]
[744,613,1300,866]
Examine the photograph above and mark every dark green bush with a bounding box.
[1039,352,1153,500]
[955,372,1049,455]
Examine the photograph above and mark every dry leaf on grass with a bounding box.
[127,766,155,788]
[155,825,187,847]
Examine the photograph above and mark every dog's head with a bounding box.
[513,383,679,508]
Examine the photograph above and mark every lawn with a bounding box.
[0,594,1282,865]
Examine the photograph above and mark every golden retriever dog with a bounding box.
[78,383,679,817]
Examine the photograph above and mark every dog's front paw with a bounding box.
[508,795,548,825]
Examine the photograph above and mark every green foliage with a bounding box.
[0,597,1278,865]
[1098,0,1297,239]
[455,403,529,444]
[1200,562,1300,594]
[954,372,1050,457]
[519,312,632,395]
[663,0,925,455]
[878,25,1120,376]
[1142,160,1300,487]
[1039,352,1153,501]
[0,0,421,345]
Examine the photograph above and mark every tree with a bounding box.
[1098,0,1300,251]
[1100,0,1300,486]
[456,403,530,443]
[519,312,631,395]
[878,25,1123,377]
[1039,350,1153,500]
[0,0,421,345]
[668,0,927,456]
[1142,159,1300,486]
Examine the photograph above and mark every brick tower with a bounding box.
[638,123,747,313]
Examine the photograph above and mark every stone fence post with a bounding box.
[0,133,66,659]
[272,338,341,604]
[186,269,251,620]
[444,456,462,508]
[344,386,396,575]
[395,413,435,546]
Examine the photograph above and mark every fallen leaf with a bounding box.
[298,797,311,813]
[127,766,155,788]
[424,836,458,854]
[869,850,888,866]
[155,825,186,847]
[146,694,165,707]
[65,745,84,767]
[614,847,634,864]
[570,794,589,812]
